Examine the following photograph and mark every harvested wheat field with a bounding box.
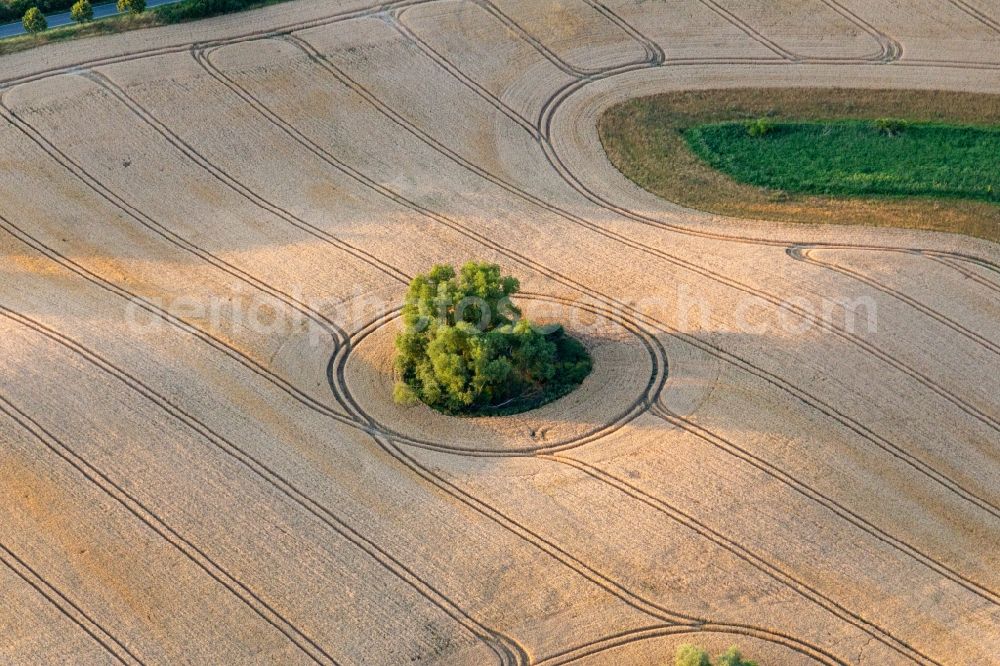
[1,0,999,664]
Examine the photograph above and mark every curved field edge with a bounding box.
[597,88,1000,244]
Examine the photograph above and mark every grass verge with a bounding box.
[0,12,158,55]
[598,89,1000,243]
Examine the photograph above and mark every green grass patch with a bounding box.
[598,89,1000,243]
[684,120,1000,203]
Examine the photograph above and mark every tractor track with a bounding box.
[0,389,338,665]
[1,2,997,662]
[0,212,363,429]
[789,247,1000,356]
[465,0,655,78]
[243,14,1000,477]
[946,0,1000,34]
[0,0,991,254]
[532,623,848,666]
[584,0,665,63]
[819,0,903,61]
[97,15,1000,608]
[386,7,542,138]
[689,0,899,63]
[336,276,997,639]
[382,2,997,376]
[373,431,850,664]
[275,23,1000,652]
[0,539,142,665]
[0,0,436,90]
[692,0,798,60]
[0,298,525,666]
[499,12,1000,433]
[85,70,408,288]
[0,93,357,417]
[927,255,1000,297]
[367,7,1000,518]
[546,452,942,664]
[1,175,842,665]
[330,320,853,665]
[0,26,992,664]
[334,307,958,665]
[0,213,696,663]
[647,404,1000,606]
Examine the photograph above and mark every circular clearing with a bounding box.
[337,295,664,456]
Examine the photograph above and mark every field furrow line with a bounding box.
[548,454,958,664]
[468,0,585,78]
[791,248,1000,355]
[356,17,1000,517]
[538,125,1000,432]
[814,0,902,62]
[583,0,666,64]
[86,69,409,288]
[947,0,1000,33]
[0,97,355,415]
[329,295,664,456]
[533,623,848,666]
[1,2,997,663]
[0,397,336,665]
[332,305,925,664]
[648,404,1000,605]
[930,258,1000,297]
[15,27,992,616]
[206,30,1000,525]
[0,540,142,665]
[692,0,797,60]
[0,305,524,666]
[390,5,1000,416]
[387,8,541,137]
[0,0,434,89]
[373,439,859,665]
[469,0,657,78]
[0,214,356,425]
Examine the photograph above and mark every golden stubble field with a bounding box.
[0,0,998,663]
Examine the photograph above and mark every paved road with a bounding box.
[0,0,181,39]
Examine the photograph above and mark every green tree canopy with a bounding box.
[394,262,591,415]
[717,647,757,666]
[70,0,93,22]
[116,0,145,14]
[674,644,758,666]
[22,6,47,33]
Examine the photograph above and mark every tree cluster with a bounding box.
[675,644,758,666]
[116,0,145,14]
[394,262,591,415]
[3,0,69,25]
[17,0,140,36]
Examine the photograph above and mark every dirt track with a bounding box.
[1,1,998,663]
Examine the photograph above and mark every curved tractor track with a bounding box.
[0,0,998,664]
